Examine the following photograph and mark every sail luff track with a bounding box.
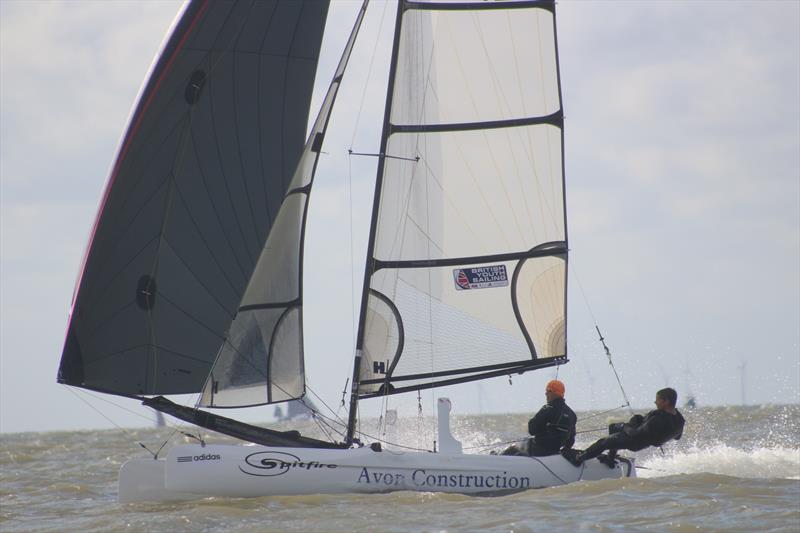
[552,3,570,361]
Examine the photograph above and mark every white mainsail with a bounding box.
[352,0,568,404]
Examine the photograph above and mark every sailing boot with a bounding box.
[561,448,583,467]
[597,451,618,469]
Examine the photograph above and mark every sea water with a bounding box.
[1,405,798,532]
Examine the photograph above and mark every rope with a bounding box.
[65,387,159,458]
[575,427,606,435]
[578,404,629,423]
[462,439,520,452]
[304,386,347,427]
[595,325,634,416]
[305,408,432,452]
[348,0,390,150]
[570,261,634,416]
[70,387,155,423]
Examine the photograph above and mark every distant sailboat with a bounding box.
[683,363,697,409]
[274,398,318,422]
[57,0,635,502]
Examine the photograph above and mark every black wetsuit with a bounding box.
[578,408,685,462]
[526,397,577,456]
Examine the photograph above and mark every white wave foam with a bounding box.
[638,443,800,479]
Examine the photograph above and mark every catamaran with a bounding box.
[57,0,635,502]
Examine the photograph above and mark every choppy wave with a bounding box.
[639,443,800,480]
[1,405,799,532]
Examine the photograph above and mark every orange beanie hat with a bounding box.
[546,379,565,397]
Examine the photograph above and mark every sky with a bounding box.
[1,0,798,434]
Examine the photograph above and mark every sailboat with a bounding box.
[57,0,635,502]
[274,397,319,422]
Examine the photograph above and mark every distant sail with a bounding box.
[58,0,330,396]
[274,398,319,422]
[355,0,568,398]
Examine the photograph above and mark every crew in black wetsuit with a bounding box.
[501,379,577,457]
[568,387,685,466]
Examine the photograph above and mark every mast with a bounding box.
[346,0,406,446]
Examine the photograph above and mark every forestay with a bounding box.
[57,0,330,396]
[355,0,568,399]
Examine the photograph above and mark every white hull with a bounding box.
[119,444,635,502]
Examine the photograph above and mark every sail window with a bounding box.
[184,69,207,105]
[136,275,157,310]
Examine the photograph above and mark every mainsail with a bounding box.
[347,0,568,441]
[57,0,330,396]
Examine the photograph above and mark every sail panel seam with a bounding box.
[82,342,212,369]
[160,236,238,318]
[256,0,280,228]
[181,47,320,61]
[187,130,250,282]
[171,178,243,304]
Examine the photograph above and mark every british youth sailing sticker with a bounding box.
[453,265,508,290]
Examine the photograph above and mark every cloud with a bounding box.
[1,1,182,194]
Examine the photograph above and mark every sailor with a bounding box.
[501,379,577,456]
[567,387,685,467]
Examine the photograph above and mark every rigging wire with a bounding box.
[305,385,348,427]
[69,384,212,458]
[595,326,634,416]
[306,406,431,452]
[348,0,391,151]
[578,404,630,423]
[343,0,390,440]
[64,387,159,458]
[347,153,357,407]
[301,387,348,441]
[570,260,635,417]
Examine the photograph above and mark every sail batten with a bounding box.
[374,242,566,270]
[390,111,563,133]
